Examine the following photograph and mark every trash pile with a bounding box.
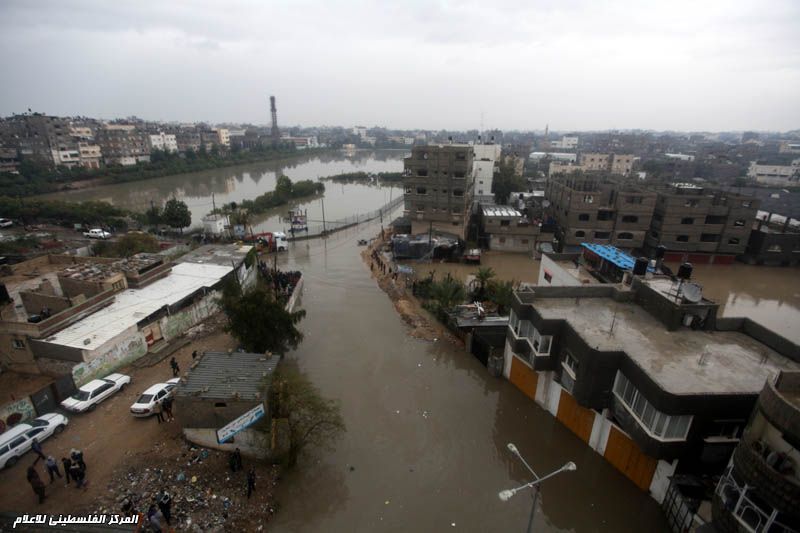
[87,441,280,532]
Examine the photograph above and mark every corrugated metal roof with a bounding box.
[482,206,522,218]
[176,351,280,401]
[580,243,654,272]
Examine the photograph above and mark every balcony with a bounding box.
[732,439,800,515]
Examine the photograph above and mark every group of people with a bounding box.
[258,264,302,300]
[229,447,258,499]
[154,395,175,423]
[370,249,399,280]
[26,446,87,504]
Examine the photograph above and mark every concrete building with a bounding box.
[176,351,279,456]
[202,214,229,236]
[78,143,102,169]
[503,281,800,506]
[472,143,501,205]
[645,183,759,263]
[748,162,800,187]
[96,124,150,166]
[403,144,475,238]
[580,153,635,176]
[148,132,178,153]
[546,174,656,252]
[779,141,800,154]
[664,153,696,162]
[175,130,202,153]
[530,152,577,163]
[481,206,540,253]
[740,213,800,266]
[712,370,800,532]
[215,128,230,147]
[0,114,72,165]
[551,135,579,150]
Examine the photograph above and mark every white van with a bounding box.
[0,413,69,468]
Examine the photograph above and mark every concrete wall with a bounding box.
[538,254,582,286]
[182,427,269,458]
[0,396,36,430]
[70,328,148,385]
[160,291,220,341]
[19,291,72,316]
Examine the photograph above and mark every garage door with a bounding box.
[509,357,537,401]
[604,425,657,491]
[556,390,594,444]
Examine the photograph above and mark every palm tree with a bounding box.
[473,267,496,301]
[488,280,515,316]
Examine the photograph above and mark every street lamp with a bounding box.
[498,442,577,533]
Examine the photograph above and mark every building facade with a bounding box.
[481,206,540,253]
[645,183,759,262]
[546,174,656,252]
[148,132,178,153]
[748,162,800,187]
[96,124,149,166]
[403,144,475,238]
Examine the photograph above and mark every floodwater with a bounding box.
[269,214,669,532]
[38,150,406,233]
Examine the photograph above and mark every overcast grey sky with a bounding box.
[1,0,798,131]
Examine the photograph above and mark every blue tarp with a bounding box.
[580,243,654,272]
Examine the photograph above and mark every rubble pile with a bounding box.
[87,441,280,532]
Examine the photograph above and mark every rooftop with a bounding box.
[43,262,232,350]
[176,244,252,268]
[531,296,800,395]
[176,351,280,401]
[482,206,522,218]
[581,243,655,273]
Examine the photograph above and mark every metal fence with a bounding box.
[287,195,404,240]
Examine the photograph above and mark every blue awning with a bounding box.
[580,243,654,272]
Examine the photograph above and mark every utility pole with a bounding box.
[428,221,433,262]
[211,192,216,212]
[321,197,327,235]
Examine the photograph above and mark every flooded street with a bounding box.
[38,150,406,232]
[268,216,668,532]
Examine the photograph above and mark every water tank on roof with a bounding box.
[677,262,693,280]
[655,245,667,259]
[633,257,648,276]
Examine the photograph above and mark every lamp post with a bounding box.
[498,442,577,533]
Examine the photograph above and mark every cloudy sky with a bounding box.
[1,0,798,131]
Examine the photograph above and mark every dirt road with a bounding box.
[0,322,237,514]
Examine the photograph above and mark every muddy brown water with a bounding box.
[268,217,670,532]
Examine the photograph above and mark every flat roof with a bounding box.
[532,297,800,395]
[177,244,252,268]
[43,262,232,350]
[177,351,280,401]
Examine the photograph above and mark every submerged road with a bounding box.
[268,215,668,532]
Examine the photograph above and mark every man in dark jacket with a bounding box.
[27,463,46,503]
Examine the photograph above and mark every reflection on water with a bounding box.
[266,217,668,532]
[38,150,408,230]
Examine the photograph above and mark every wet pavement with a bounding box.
[268,217,669,532]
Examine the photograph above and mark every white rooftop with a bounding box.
[482,206,522,218]
[43,262,232,351]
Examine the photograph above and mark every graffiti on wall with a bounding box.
[0,397,36,433]
[72,332,148,386]
[161,292,220,341]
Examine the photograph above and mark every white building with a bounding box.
[202,214,229,236]
[78,143,102,169]
[748,161,800,186]
[50,148,81,168]
[149,132,178,153]
[550,136,579,150]
[778,141,800,154]
[664,153,695,162]
[215,128,230,147]
[529,152,577,163]
[352,126,368,138]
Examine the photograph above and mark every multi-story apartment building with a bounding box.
[580,152,635,175]
[0,114,72,165]
[503,280,800,505]
[712,370,800,532]
[175,130,202,153]
[778,140,800,154]
[215,128,230,147]
[645,183,759,263]
[472,143,501,205]
[748,161,800,187]
[96,124,150,166]
[403,144,474,238]
[550,135,579,150]
[148,132,178,153]
[78,143,102,169]
[546,174,656,252]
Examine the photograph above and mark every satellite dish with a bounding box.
[682,282,702,304]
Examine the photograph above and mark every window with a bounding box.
[418,151,428,160]
[544,271,553,283]
[521,239,529,244]
[456,152,466,161]
[705,420,744,441]
[684,199,699,207]
[597,211,613,221]
[617,232,633,240]
[453,189,464,197]
[214,402,227,408]
[595,231,611,239]
[676,235,689,242]
[500,220,510,227]
[12,339,25,350]
[531,329,551,356]
[733,219,746,227]
[613,372,692,441]
[742,201,752,207]
[499,237,506,243]
[767,244,783,253]
[112,280,125,290]
[728,237,740,245]
[705,215,725,224]
[681,218,694,225]
[578,213,590,221]
[509,309,520,335]
[452,207,462,214]
[416,187,427,195]
[575,230,585,238]
[700,233,719,243]
[454,171,465,178]
[417,169,428,177]
[583,195,594,203]
[416,206,425,213]
[621,215,638,223]
[653,213,663,222]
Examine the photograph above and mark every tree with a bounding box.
[271,365,345,467]
[488,279,515,315]
[472,267,496,301]
[219,279,306,354]
[275,175,293,199]
[492,159,527,204]
[161,198,191,233]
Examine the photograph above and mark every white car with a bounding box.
[0,218,13,228]
[60,373,131,413]
[0,413,69,469]
[83,228,111,239]
[129,378,180,417]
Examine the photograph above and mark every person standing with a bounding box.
[70,448,85,471]
[44,456,61,483]
[61,457,72,486]
[170,357,180,377]
[191,350,198,360]
[27,463,46,504]
[157,489,172,525]
[246,468,256,499]
[154,400,164,423]
[70,461,85,489]
[30,438,45,459]
[147,505,162,533]
[162,396,174,421]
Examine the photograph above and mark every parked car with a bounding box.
[0,218,14,228]
[83,228,111,239]
[0,413,69,469]
[60,373,131,413]
[129,378,180,417]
